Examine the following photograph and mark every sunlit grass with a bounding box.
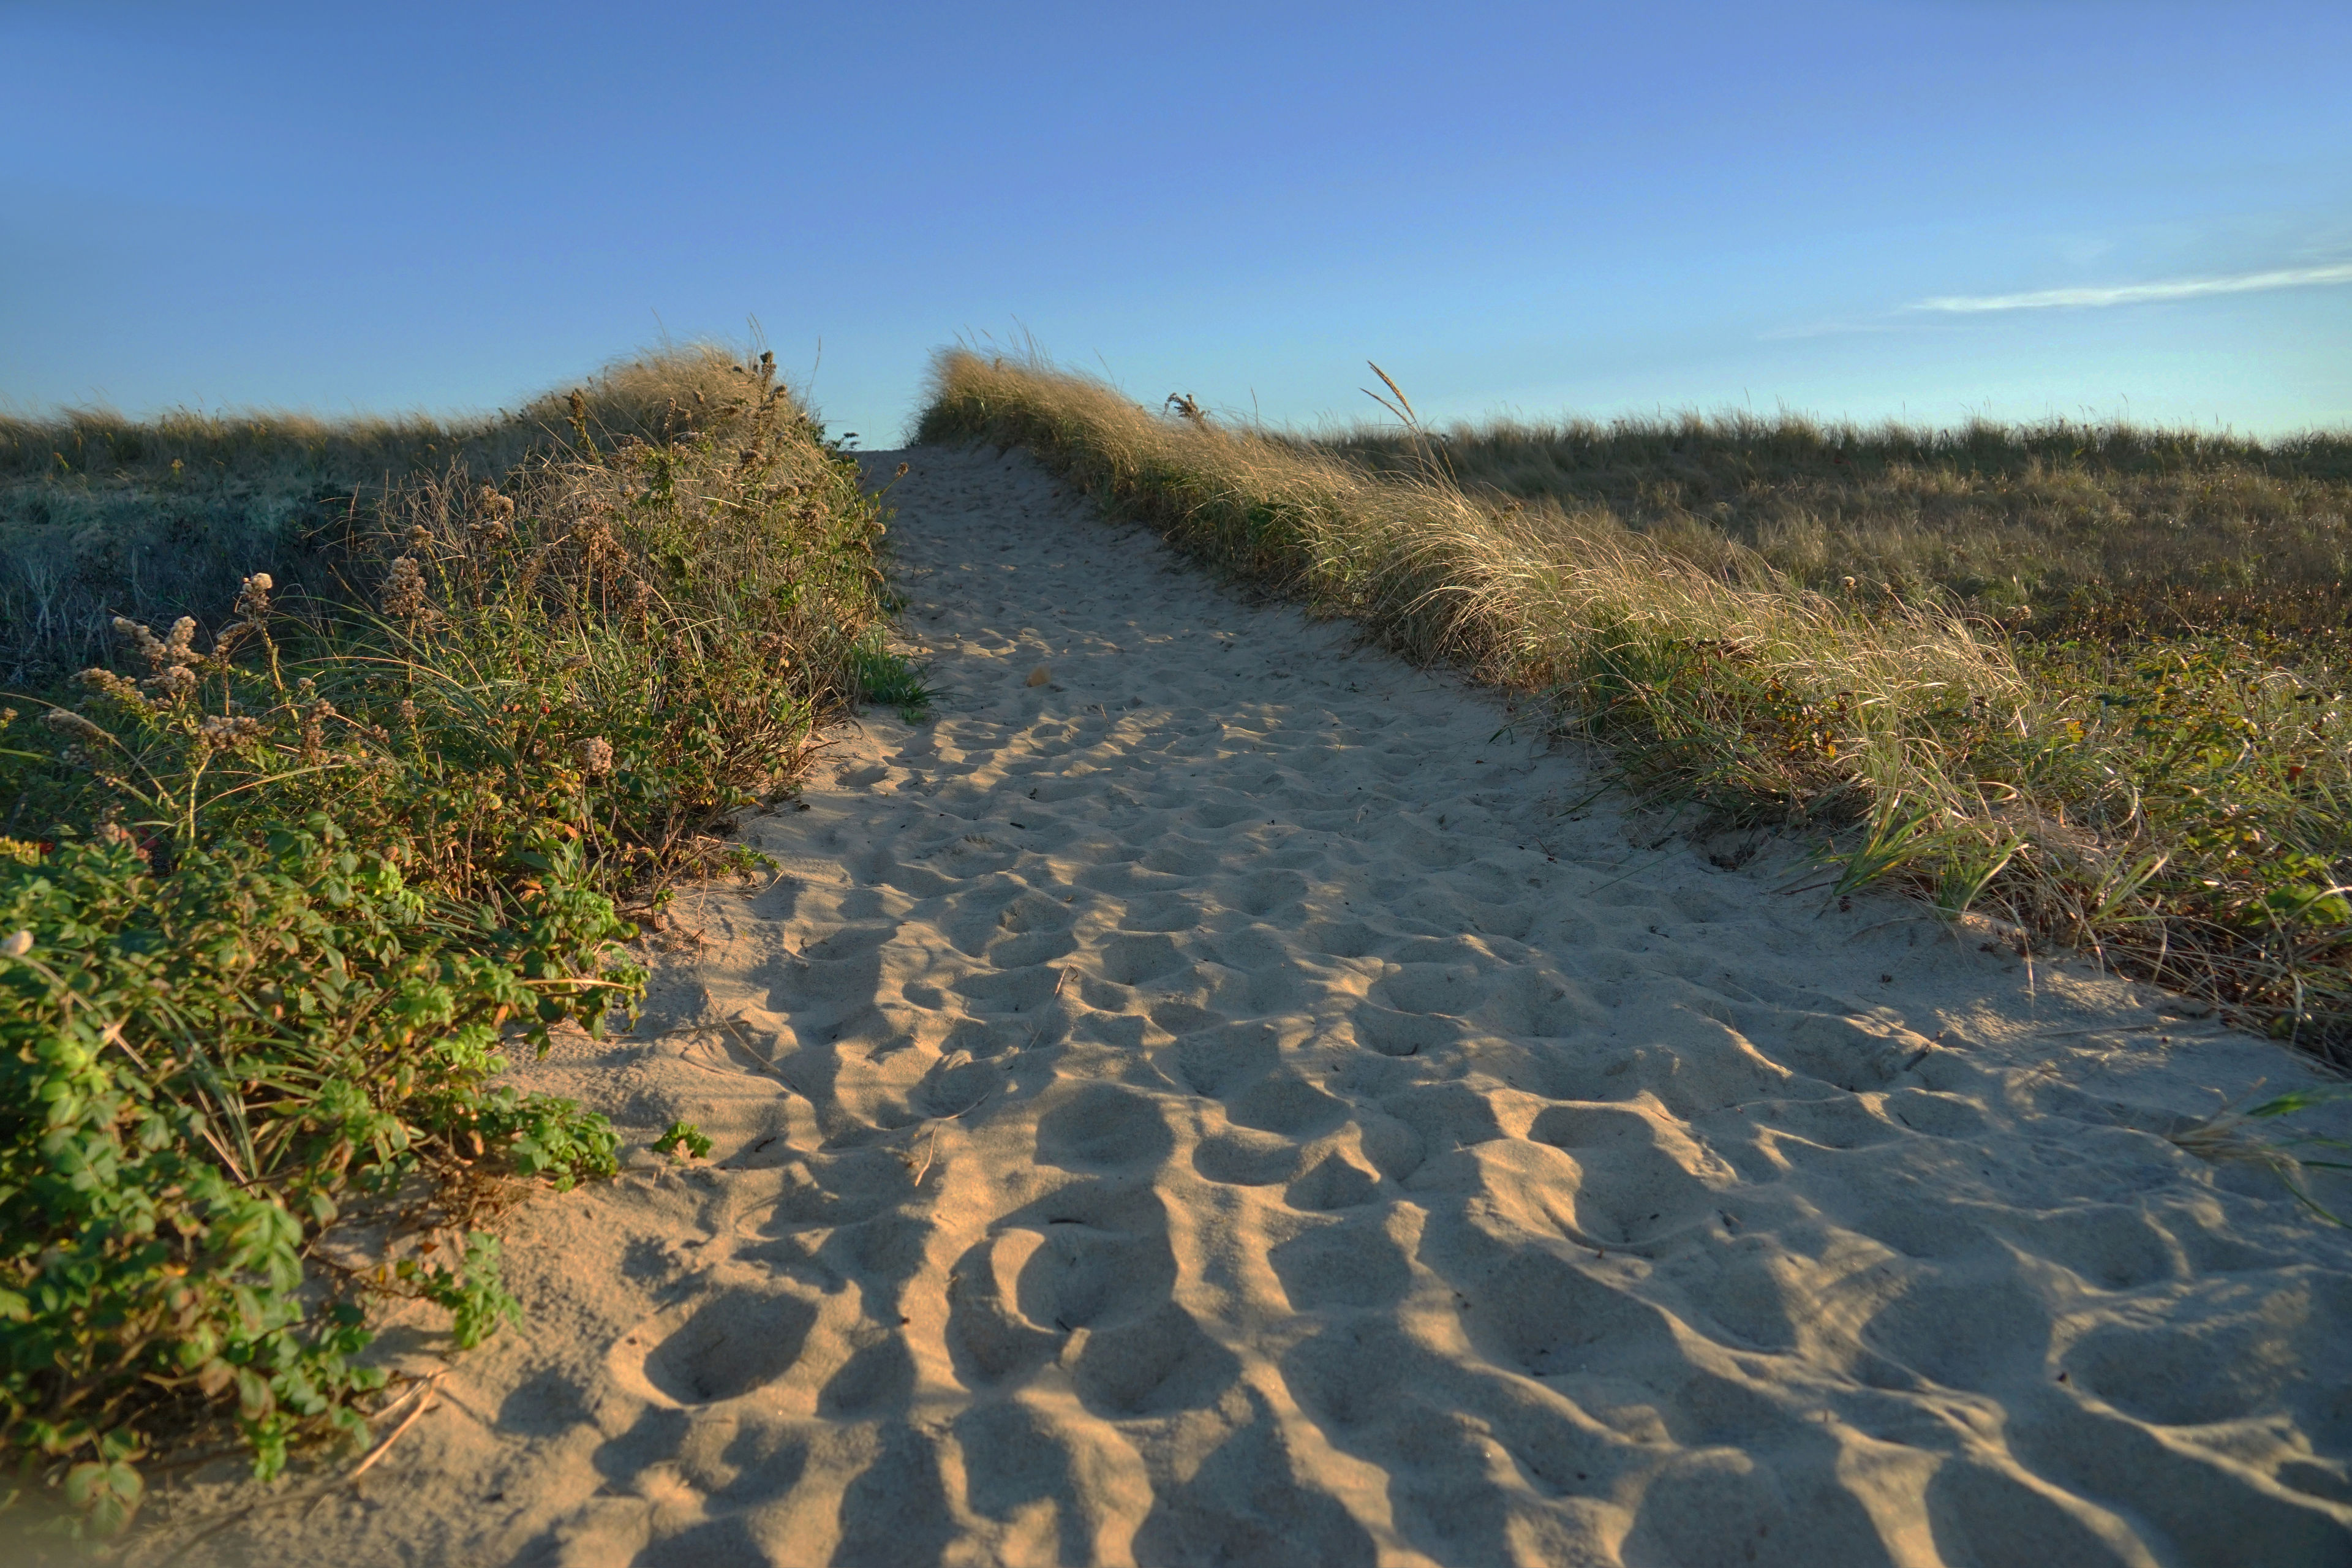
[918,349,2352,1061]
[1324,409,2352,630]
[0,344,791,684]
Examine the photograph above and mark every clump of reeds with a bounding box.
[916,349,2352,1060]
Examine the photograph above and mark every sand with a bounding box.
[178,445,2352,1566]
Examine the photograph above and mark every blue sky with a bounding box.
[4,1,2348,442]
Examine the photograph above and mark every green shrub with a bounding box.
[0,344,894,1537]
[0,823,630,1526]
[4,350,890,902]
[0,340,822,685]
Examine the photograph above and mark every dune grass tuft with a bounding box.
[0,344,797,686]
[917,349,2352,1061]
[851,635,937,722]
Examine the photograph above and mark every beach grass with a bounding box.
[0,346,810,686]
[1327,410,2352,631]
[917,349,2352,1062]
[0,345,893,1540]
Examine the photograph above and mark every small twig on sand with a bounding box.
[157,1374,445,1565]
[905,1122,942,1187]
[1025,968,1069,1049]
[344,1382,440,1486]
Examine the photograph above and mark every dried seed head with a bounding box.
[568,517,619,564]
[113,614,203,674]
[114,617,168,671]
[469,487,516,545]
[78,668,148,707]
[299,698,336,758]
[43,707,107,742]
[578,736,614,777]
[232,572,274,620]
[142,665,198,701]
[198,713,263,748]
[381,557,430,619]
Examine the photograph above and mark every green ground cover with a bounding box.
[1,347,910,1540]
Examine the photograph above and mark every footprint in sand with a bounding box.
[234,443,2352,1568]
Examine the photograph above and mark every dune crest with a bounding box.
[216,445,2352,1567]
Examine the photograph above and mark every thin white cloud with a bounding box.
[1910,262,2352,314]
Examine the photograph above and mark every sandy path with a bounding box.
[219,445,2352,1567]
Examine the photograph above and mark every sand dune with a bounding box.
[202,445,2352,1567]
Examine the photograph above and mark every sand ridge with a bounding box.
[211,445,2352,1567]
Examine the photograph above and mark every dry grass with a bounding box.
[4,344,891,898]
[1325,412,2352,633]
[0,345,772,684]
[918,349,2352,1061]
[921,353,2007,698]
